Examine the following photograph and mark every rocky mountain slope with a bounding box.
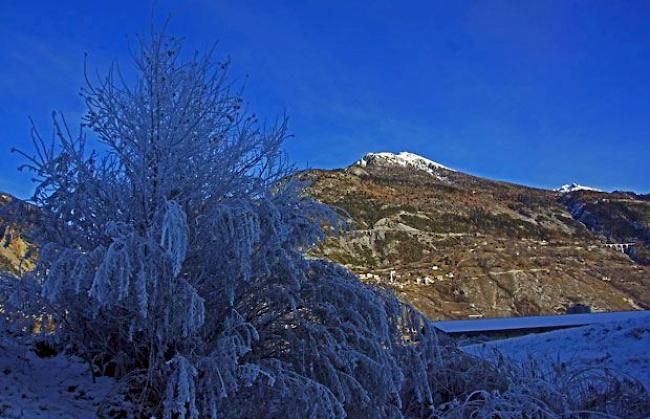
[301,152,650,320]
[560,190,650,264]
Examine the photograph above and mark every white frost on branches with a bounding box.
[164,354,199,419]
[161,200,189,277]
[90,239,131,305]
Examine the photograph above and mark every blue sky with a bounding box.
[1,0,649,198]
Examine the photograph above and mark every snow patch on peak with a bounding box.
[556,183,602,193]
[357,151,453,174]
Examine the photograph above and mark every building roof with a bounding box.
[433,310,650,334]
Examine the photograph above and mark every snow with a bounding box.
[465,314,650,390]
[357,151,453,174]
[0,329,115,418]
[555,183,602,193]
[433,310,650,334]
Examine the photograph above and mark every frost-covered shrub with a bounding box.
[0,26,442,418]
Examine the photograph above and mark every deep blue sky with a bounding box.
[1,1,649,199]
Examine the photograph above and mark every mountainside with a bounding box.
[560,190,650,264]
[301,152,650,320]
[0,193,38,275]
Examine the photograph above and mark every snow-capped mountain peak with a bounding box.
[356,151,453,174]
[555,183,602,193]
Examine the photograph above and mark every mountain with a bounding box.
[301,152,650,320]
[2,151,649,321]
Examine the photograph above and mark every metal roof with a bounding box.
[433,310,650,334]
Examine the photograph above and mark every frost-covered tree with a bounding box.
[1,26,441,418]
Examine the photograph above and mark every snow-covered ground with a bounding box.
[465,314,650,390]
[0,329,115,418]
[555,183,602,193]
[2,315,648,418]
